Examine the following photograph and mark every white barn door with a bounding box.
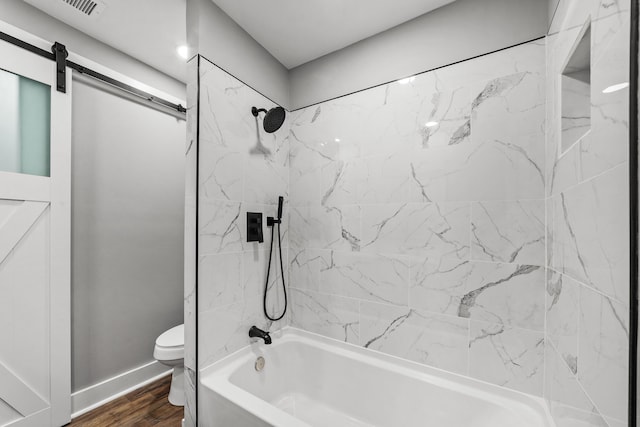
[0,38,71,427]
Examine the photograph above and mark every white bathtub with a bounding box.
[200,328,555,427]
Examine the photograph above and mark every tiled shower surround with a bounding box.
[543,0,630,426]
[288,40,548,395]
[189,1,630,423]
[196,56,290,369]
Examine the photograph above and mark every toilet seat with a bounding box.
[154,324,184,361]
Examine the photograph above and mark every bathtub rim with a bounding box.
[200,326,556,427]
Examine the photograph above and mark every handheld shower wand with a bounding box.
[264,196,287,321]
[267,196,283,226]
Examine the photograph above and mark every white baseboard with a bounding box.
[71,360,172,418]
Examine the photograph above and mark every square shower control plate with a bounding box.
[246,212,264,243]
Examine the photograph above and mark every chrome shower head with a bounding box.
[252,106,286,133]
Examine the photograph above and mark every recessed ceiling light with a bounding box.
[335,138,341,142]
[602,82,629,93]
[425,121,439,128]
[177,45,189,60]
[397,76,416,85]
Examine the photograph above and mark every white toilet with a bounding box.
[154,324,185,406]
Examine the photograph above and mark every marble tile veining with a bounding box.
[290,288,359,344]
[469,321,544,396]
[544,342,605,423]
[286,40,549,400]
[578,286,629,420]
[199,200,243,255]
[184,57,198,426]
[458,263,545,330]
[545,269,579,373]
[361,202,470,260]
[191,19,629,424]
[545,1,630,424]
[471,71,545,144]
[319,251,411,306]
[551,164,629,304]
[290,205,361,251]
[360,302,469,375]
[197,57,290,374]
[471,200,545,264]
[411,260,545,331]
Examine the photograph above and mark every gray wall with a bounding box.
[0,2,188,392]
[548,0,560,29]
[187,0,290,108]
[71,76,185,391]
[185,0,548,110]
[0,0,185,99]
[289,0,547,109]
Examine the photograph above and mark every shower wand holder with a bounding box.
[266,216,281,227]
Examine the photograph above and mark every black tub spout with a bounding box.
[249,326,272,344]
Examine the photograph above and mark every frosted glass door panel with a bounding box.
[0,67,51,177]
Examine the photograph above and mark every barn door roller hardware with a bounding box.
[52,42,68,93]
[0,30,186,114]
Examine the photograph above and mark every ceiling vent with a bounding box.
[61,0,106,18]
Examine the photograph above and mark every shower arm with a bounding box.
[252,107,268,117]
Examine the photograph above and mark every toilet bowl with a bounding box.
[154,324,185,406]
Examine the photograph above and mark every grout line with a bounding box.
[289,285,546,334]
[546,265,628,308]
[543,181,549,402]
[197,20,632,423]
[468,201,474,266]
[288,199,551,210]
[288,37,546,112]
[357,300,362,347]
[548,340,614,424]
[549,160,629,197]
[467,318,472,377]
[548,2,630,37]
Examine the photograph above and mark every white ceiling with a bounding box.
[21,0,455,83]
[22,0,188,82]
[212,0,456,69]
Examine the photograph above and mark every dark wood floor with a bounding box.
[68,375,183,426]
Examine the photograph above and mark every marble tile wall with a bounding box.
[187,3,631,423]
[288,40,549,396]
[544,0,630,426]
[196,58,289,377]
[184,56,197,427]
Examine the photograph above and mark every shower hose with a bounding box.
[264,219,287,321]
